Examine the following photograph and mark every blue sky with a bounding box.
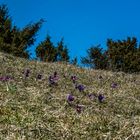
[1,0,140,63]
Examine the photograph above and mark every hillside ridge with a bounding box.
[0,52,140,140]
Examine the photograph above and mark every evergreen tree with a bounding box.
[107,37,139,72]
[0,4,43,58]
[56,38,69,62]
[13,19,43,58]
[81,45,108,69]
[71,57,78,66]
[0,4,13,53]
[36,37,70,63]
[36,35,57,62]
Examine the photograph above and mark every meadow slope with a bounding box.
[0,52,140,140]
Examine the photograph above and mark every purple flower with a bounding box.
[76,84,85,92]
[98,94,104,102]
[111,83,118,88]
[54,71,57,77]
[49,76,55,84]
[88,93,96,100]
[71,75,77,83]
[49,72,59,85]
[37,74,42,80]
[23,69,30,77]
[53,72,59,80]
[0,76,12,82]
[67,94,74,102]
[99,75,103,79]
[76,105,83,114]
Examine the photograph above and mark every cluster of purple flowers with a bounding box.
[67,75,87,113]
[67,76,86,113]
[49,72,59,85]
[67,94,83,113]
[23,69,43,81]
[1,67,109,114]
[87,93,105,102]
[67,74,105,114]
[88,93,96,100]
[71,75,85,92]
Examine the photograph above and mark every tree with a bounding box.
[81,45,108,69]
[71,57,78,66]
[56,38,69,62]
[0,4,43,58]
[0,4,13,53]
[107,37,139,72]
[36,35,57,62]
[36,37,70,63]
[13,19,43,58]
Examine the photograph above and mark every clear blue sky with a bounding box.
[1,0,140,63]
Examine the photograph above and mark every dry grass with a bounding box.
[0,52,140,140]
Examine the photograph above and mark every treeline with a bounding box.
[81,37,140,73]
[0,5,43,58]
[0,5,70,62]
[0,4,140,73]
[36,36,69,62]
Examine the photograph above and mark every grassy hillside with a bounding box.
[0,52,140,140]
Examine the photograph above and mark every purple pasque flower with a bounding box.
[37,74,42,80]
[67,94,74,102]
[76,104,83,114]
[49,75,55,85]
[98,94,105,102]
[6,76,12,81]
[0,76,12,82]
[99,75,103,79]
[88,93,96,100]
[71,75,77,83]
[75,84,85,92]
[111,82,118,88]
[23,69,30,77]
[49,72,59,85]
[54,71,58,77]
[53,71,59,79]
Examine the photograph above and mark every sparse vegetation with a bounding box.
[0,52,140,140]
